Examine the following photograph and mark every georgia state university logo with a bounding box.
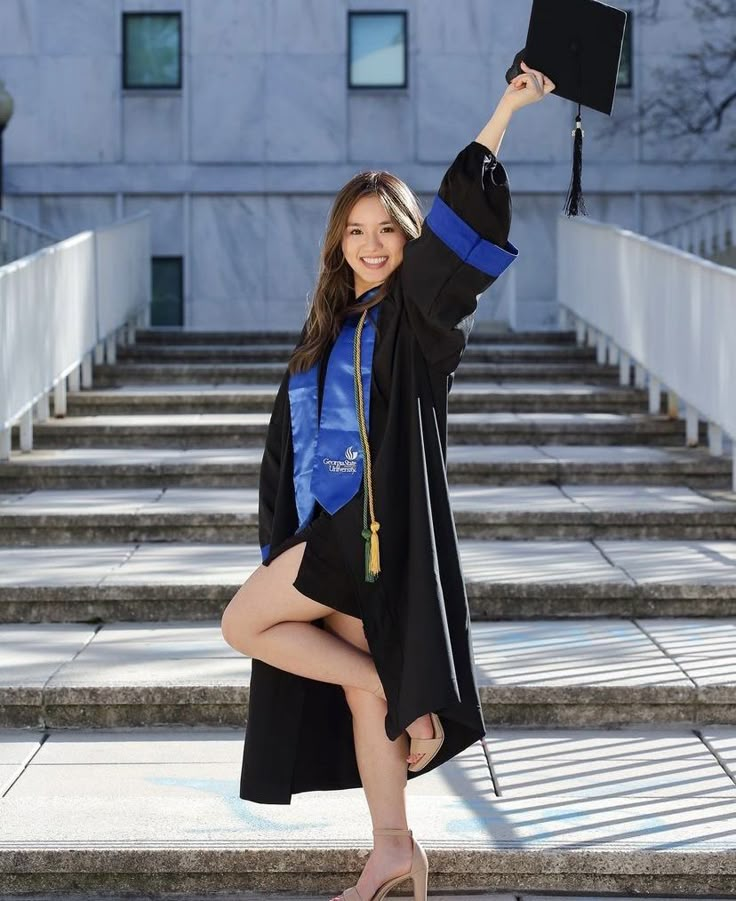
[323,444,359,474]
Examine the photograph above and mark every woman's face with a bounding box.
[341,194,407,298]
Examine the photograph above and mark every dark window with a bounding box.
[348,11,407,89]
[123,12,182,89]
[617,10,632,89]
[151,256,184,326]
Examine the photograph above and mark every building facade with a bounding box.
[1,0,734,330]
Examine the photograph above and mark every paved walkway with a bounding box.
[2,329,735,895]
[2,725,735,895]
[3,618,736,693]
[2,483,735,515]
[4,444,727,463]
[2,537,736,586]
[2,619,736,728]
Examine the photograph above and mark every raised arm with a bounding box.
[474,98,513,157]
[475,59,556,154]
[399,65,556,375]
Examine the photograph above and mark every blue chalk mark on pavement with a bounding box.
[145,775,328,833]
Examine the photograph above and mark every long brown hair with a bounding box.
[288,170,424,374]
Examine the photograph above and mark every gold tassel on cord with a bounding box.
[353,310,381,580]
[369,520,380,575]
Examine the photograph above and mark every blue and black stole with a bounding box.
[286,286,381,552]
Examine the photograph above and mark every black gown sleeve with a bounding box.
[399,140,518,374]
[258,322,309,561]
[258,376,287,562]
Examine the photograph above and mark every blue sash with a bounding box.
[288,288,380,531]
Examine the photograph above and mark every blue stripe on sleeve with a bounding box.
[425,194,519,278]
[261,544,271,562]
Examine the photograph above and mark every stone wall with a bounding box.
[1,0,734,329]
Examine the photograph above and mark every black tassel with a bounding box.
[564,108,587,217]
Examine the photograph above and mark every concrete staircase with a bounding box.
[1,327,736,898]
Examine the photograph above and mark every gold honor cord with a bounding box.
[353,309,381,581]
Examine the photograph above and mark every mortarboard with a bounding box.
[506,0,628,216]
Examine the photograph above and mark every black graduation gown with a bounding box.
[240,140,517,804]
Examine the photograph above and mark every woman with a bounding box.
[221,61,555,901]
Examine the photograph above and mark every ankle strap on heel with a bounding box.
[372,827,412,836]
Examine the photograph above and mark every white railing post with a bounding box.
[54,379,67,417]
[0,428,10,460]
[618,351,630,385]
[575,318,585,345]
[595,332,606,365]
[634,363,646,389]
[685,404,699,447]
[68,366,81,392]
[81,351,94,388]
[19,408,33,452]
[648,376,661,414]
[666,391,679,419]
[558,305,569,329]
[708,422,723,456]
[105,334,117,364]
[35,393,50,422]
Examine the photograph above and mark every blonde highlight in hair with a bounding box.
[288,170,424,374]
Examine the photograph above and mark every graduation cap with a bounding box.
[506,0,628,216]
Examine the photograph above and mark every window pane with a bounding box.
[349,13,406,87]
[124,13,181,88]
[617,12,632,88]
[151,257,183,326]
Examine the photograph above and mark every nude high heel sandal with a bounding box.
[337,828,428,901]
[407,712,444,773]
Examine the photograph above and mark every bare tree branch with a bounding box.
[596,0,736,155]
[638,0,663,22]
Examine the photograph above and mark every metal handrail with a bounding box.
[0,213,152,459]
[0,210,58,265]
[648,200,736,265]
[558,214,736,491]
[649,201,735,241]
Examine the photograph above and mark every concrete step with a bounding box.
[133,327,579,346]
[1,485,734,545]
[0,445,731,491]
[135,327,306,344]
[15,412,710,449]
[7,896,722,901]
[2,618,736,729]
[3,724,733,895]
[117,342,598,365]
[2,538,736,623]
[57,381,652,416]
[90,361,623,386]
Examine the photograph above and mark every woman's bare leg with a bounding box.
[222,542,437,762]
[322,612,420,901]
[221,542,383,696]
[223,546,437,897]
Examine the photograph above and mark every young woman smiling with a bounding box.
[222,60,555,901]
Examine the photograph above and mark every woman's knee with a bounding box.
[220,579,261,653]
[220,542,330,653]
[220,558,281,652]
